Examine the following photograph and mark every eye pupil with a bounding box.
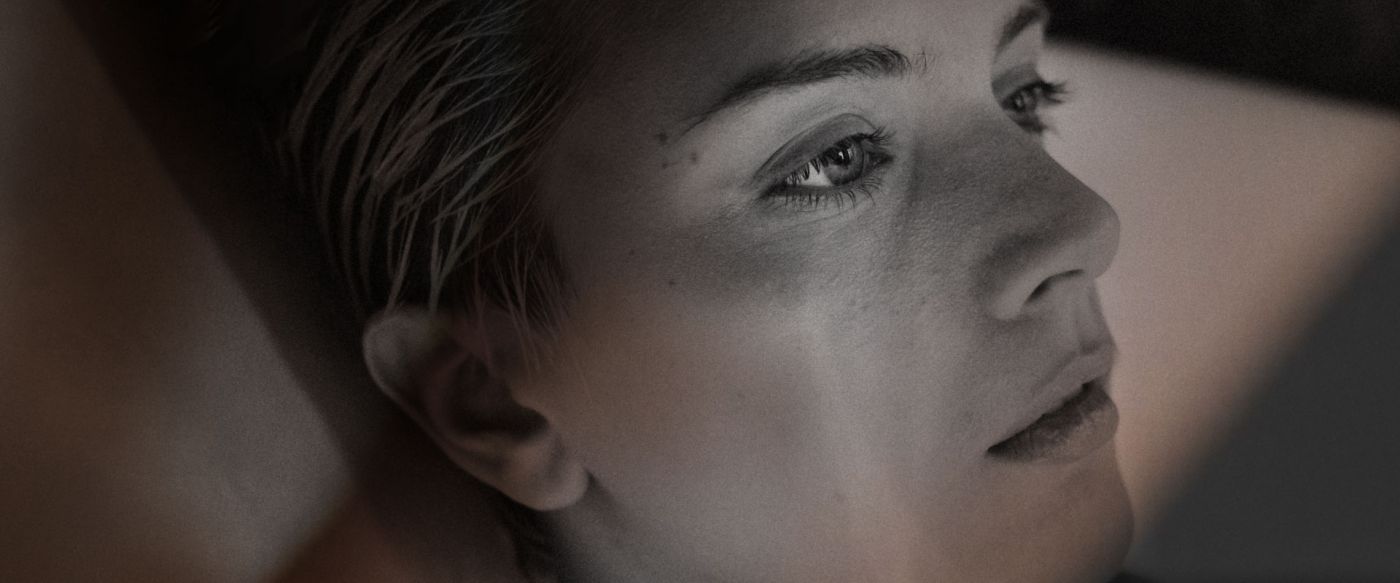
[829,142,854,164]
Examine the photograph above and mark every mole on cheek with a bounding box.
[654,131,669,145]
[689,151,699,164]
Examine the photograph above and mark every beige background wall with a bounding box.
[1042,45,1400,540]
[1041,45,1400,580]
[3,2,1398,581]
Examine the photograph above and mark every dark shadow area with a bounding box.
[0,5,208,578]
[61,0,382,489]
[1047,0,1400,111]
[1133,201,1400,581]
[60,1,523,580]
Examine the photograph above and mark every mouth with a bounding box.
[987,375,1119,464]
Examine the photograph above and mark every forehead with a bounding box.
[579,0,1033,127]
[603,0,1026,57]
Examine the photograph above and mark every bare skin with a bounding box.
[367,0,1131,581]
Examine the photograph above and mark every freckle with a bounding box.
[667,278,677,287]
[688,151,699,164]
[661,160,671,169]
[628,249,636,257]
[654,131,669,144]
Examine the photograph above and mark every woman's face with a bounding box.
[521,0,1129,580]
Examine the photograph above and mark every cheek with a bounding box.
[525,284,866,570]
[528,206,1002,522]
[538,226,878,478]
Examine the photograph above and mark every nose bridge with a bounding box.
[980,147,1121,321]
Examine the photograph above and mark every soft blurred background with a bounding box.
[1045,3,1400,579]
[2,1,1398,581]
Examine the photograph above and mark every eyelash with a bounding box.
[1002,79,1068,134]
[765,79,1069,212]
[766,128,894,212]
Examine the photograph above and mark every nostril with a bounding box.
[1029,269,1083,303]
[1028,279,1050,301]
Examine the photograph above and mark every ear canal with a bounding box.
[434,348,590,511]
[449,357,550,437]
[361,308,589,511]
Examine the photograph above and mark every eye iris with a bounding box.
[1010,86,1039,113]
[776,132,888,192]
[1001,80,1070,135]
[828,141,855,165]
[812,140,864,185]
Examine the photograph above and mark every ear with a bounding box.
[362,307,588,511]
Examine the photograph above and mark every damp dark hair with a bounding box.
[277,0,604,577]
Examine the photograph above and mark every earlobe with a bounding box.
[362,308,589,511]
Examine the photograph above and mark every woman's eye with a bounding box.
[765,130,894,212]
[780,138,871,189]
[1001,79,1067,134]
[773,130,893,190]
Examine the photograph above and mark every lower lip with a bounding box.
[987,381,1119,464]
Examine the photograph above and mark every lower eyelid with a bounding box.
[768,163,890,214]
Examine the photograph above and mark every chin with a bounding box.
[974,445,1135,583]
[1042,447,1135,583]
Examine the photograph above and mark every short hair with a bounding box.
[280,0,597,343]
[277,0,604,576]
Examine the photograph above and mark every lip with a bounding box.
[987,348,1118,464]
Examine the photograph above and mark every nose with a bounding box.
[984,160,1120,321]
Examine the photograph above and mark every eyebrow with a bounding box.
[997,0,1050,53]
[680,1,1050,134]
[681,44,917,133]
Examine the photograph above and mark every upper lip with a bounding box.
[989,344,1117,448]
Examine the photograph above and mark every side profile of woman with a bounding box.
[281,0,1132,580]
